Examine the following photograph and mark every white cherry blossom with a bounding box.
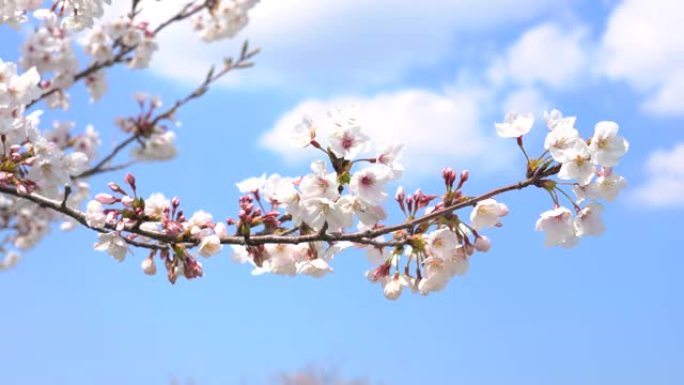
[574,203,605,237]
[236,173,266,194]
[426,228,458,261]
[470,198,509,230]
[573,172,627,202]
[93,232,128,262]
[291,115,316,147]
[299,161,339,201]
[300,196,353,231]
[198,234,222,257]
[144,193,170,219]
[329,123,370,160]
[558,140,595,185]
[495,111,534,138]
[382,273,411,300]
[85,200,106,228]
[296,258,333,278]
[375,142,404,179]
[535,207,578,248]
[589,121,629,167]
[350,165,392,205]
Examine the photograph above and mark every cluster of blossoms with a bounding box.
[86,173,228,283]
[193,0,258,42]
[83,16,158,68]
[0,0,42,27]
[222,111,504,299]
[0,1,255,272]
[78,105,629,301]
[19,9,77,109]
[496,110,628,247]
[1,0,110,30]
[80,15,158,101]
[0,58,101,262]
[115,93,178,161]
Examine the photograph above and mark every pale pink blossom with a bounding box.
[558,140,595,185]
[350,165,392,205]
[426,228,458,261]
[589,121,629,167]
[93,232,128,262]
[496,111,534,138]
[535,207,578,248]
[198,234,222,257]
[574,203,605,237]
[470,198,509,230]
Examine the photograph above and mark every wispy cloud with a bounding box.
[112,0,564,92]
[599,0,684,116]
[631,143,684,208]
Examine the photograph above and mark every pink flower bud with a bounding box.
[108,182,126,195]
[95,193,119,204]
[442,167,457,188]
[474,236,491,252]
[125,173,136,191]
[16,183,28,195]
[368,262,391,282]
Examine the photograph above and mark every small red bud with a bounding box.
[125,173,136,191]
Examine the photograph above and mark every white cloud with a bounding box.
[259,89,515,176]
[108,0,564,91]
[599,0,684,115]
[632,143,684,208]
[487,23,589,89]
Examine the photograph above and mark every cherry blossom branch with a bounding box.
[74,41,259,179]
[0,164,560,251]
[26,0,210,109]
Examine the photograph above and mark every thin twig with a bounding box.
[74,42,258,179]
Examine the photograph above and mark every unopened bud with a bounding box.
[457,169,470,190]
[442,167,457,189]
[125,173,136,191]
[108,182,126,195]
[95,193,119,204]
[16,183,28,195]
[474,236,491,252]
[141,257,157,275]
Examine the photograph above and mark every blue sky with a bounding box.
[1,1,683,384]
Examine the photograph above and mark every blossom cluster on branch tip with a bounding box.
[496,109,628,248]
